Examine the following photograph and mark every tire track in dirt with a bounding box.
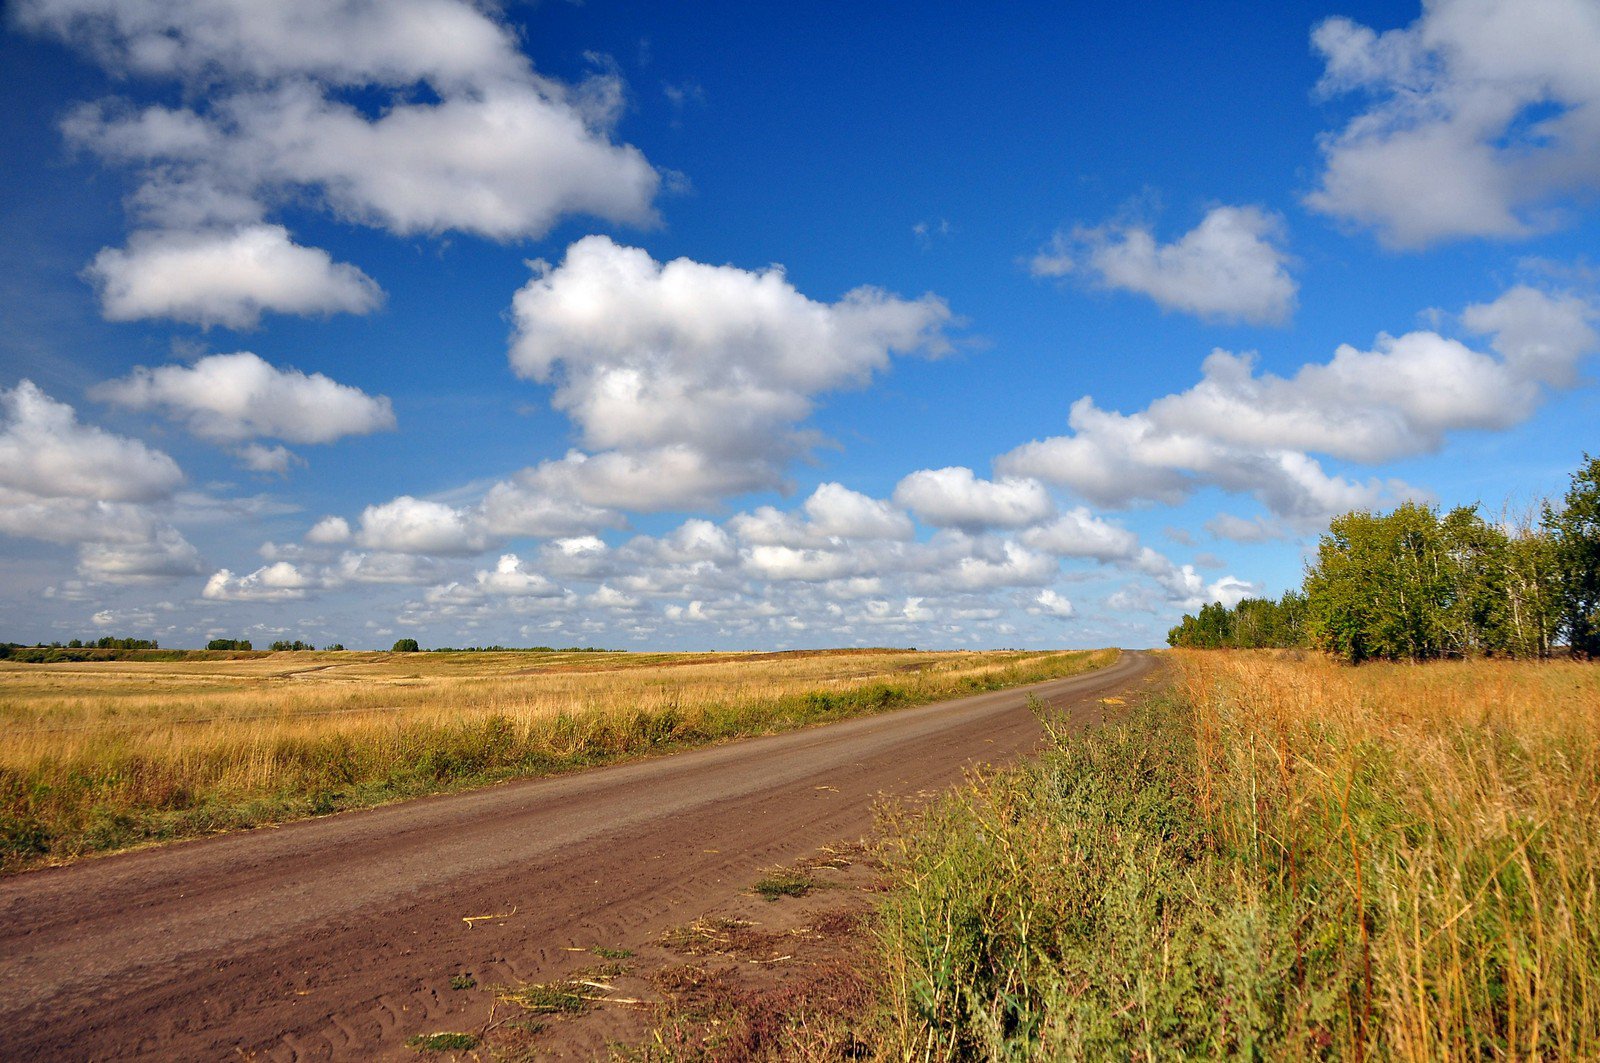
[0,651,1158,1060]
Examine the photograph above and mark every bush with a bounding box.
[392,638,420,653]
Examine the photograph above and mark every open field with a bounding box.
[0,646,1114,872]
[0,653,1151,1060]
[877,651,1600,1060]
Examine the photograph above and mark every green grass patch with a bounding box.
[405,1031,479,1052]
[753,870,819,901]
[497,978,605,1014]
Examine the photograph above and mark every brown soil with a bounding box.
[0,651,1157,1060]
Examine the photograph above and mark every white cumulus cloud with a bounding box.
[95,351,395,444]
[998,286,1596,523]
[1030,589,1076,619]
[233,443,303,475]
[893,467,1053,531]
[2,379,183,502]
[1020,507,1141,561]
[355,496,485,556]
[507,236,952,510]
[1306,0,1600,247]
[0,382,204,583]
[21,0,662,320]
[203,561,315,601]
[304,515,352,544]
[1033,206,1297,325]
[84,224,381,328]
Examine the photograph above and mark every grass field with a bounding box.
[875,651,1600,1060]
[0,646,1114,873]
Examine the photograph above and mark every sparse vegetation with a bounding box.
[498,976,607,1014]
[0,647,1114,872]
[753,870,819,901]
[405,1031,479,1052]
[449,973,476,990]
[874,651,1600,1059]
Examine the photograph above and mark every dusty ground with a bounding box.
[0,651,1157,1060]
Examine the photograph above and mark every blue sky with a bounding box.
[2,0,1598,650]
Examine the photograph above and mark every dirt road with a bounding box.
[0,650,1157,1060]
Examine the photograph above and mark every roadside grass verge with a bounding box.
[0,648,1115,873]
[875,651,1600,1059]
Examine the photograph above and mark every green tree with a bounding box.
[392,638,420,653]
[1438,505,1510,657]
[1305,503,1457,662]
[1502,511,1561,659]
[1546,454,1600,658]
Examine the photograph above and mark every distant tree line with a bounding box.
[207,638,252,651]
[0,636,159,662]
[1169,455,1600,663]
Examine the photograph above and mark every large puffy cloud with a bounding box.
[17,0,529,90]
[202,561,314,601]
[0,381,201,582]
[425,554,566,603]
[1000,395,1400,521]
[506,237,952,510]
[892,467,1053,531]
[803,483,915,541]
[21,0,661,321]
[1020,507,1141,561]
[2,379,182,501]
[999,286,1597,522]
[354,496,485,556]
[1030,589,1076,619]
[728,484,913,549]
[85,225,381,328]
[477,471,625,540]
[307,242,950,558]
[94,351,395,444]
[1032,206,1297,325]
[77,529,203,584]
[1307,0,1600,247]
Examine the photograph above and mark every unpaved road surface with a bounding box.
[0,651,1157,1060]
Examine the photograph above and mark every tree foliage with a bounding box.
[1169,454,1600,662]
[206,638,252,651]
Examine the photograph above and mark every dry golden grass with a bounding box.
[874,651,1600,1060]
[1175,650,1600,1060]
[0,647,1114,872]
